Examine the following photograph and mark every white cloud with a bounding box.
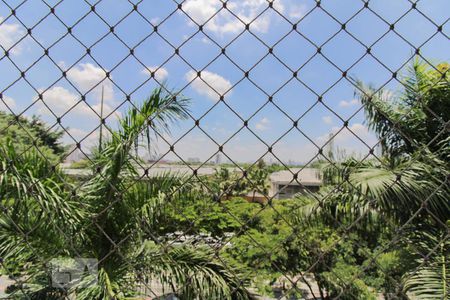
[160,132,264,163]
[0,17,24,55]
[342,123,371,141]
[185,70,232,101]
[150,17,160,24]
[141,66,169,81]
[67,63,114,101]
[66,127,97,144]
[0,95,15,111]
[322,116,333,125]
[289,4,307,19]
[316,123,377,158]
[37,86,120,120]
[38,86,87,116]
[67,127,90,140]
[65,127,112,149]
[182,0,284,35]
[339,99,359,108]
[212,126,233,136]
[317,123,371,143]
[255,117,270,131]
[152,123,375,164]
[201,37,212,44]
[269,0,285,12]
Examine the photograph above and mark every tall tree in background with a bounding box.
[0,112,66,162]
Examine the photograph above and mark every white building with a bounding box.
[270,168,322,199]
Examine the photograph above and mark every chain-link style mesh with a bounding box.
[0,0,448,299]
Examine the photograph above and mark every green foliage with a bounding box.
[322,260,378,300]
[0,139,83,291]
[1,59,448,299]
[134,241,254,300]
[206,163,271,201]
[310,59,450,299]
[28,115,66,156]
[402,227,449,299]
[0,112,66,162]
[222,200,296,276]
[245,166,270,197]
[0,88,254,300]
[208,167,245,198]
[356,59,449,159]
[69,158,91,169]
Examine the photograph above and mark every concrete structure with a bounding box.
[270,168,321,199]
[60,163,239,179]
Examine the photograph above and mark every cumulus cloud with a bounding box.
[322,116,333,125]
[182,0,284,34]
[255,117,270,131]
[65,127,111,149]
[92,102,121,120]
[0,17,24,55]
[316,123,377,158]
[38,86,86,116]
[339,123,371,142]
[141,66,169,81]
[185,70,232,101]
[160,133,265,163]
[67,63,114,101]
[0,95,16,111]
[339,99,359,107]
[37,86,120,120]
[317,123,371,143]
[289,4,307,19]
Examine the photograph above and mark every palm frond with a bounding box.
[354,58,449,158]
[135,241,255,300]
[402,229,449,300]
[83,87,189,207]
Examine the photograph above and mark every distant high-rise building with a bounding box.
[215,153,222,165]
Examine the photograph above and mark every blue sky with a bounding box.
[0,0,448,164]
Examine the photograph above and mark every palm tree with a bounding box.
[355,59,449,160]
[297,59,449,298]
[0,87,254,299]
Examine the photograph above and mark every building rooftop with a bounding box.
[269,168,322,186]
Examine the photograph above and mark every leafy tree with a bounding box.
[0,112,65,162]
[28,115,66,156]
[208,167,246,200]
[256,159,266,169]
[0,88,254,299]
[245,165,270,200]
